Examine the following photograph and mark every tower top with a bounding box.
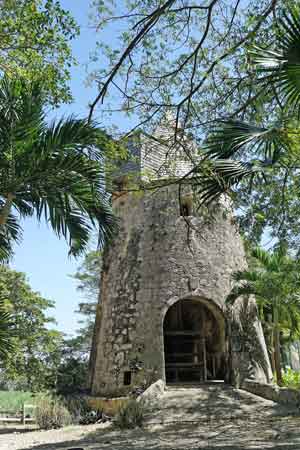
[115,115,197,184]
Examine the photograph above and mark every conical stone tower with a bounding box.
[89,128,272,397]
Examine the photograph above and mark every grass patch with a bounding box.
[0,391,39,414]
[114,399,145,429]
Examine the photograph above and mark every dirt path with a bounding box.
[1,385,300,450]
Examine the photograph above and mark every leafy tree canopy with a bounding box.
[72,249,102,351]
[0,0,79,104]
[86,1,300,253]
[88,0,295,135]
[199,5,300,252]
[0,265,63,391]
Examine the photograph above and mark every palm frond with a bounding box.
[0,298,15,359]
[226,283,256,305]
[251,247,277,269]
[40,117,105,161]
[196,159,264,205]
[251,6,300,112]
[19,152,117,254]
[0,212,22,262]
[232,269,265,283]
[251,246,289,271]
[0,76,117,258]
[204,120,289,162]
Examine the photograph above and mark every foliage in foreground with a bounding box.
[0,265,63,391]
[114,399,145,429]
[35,396,71,430]
[0,264,93,394]
[0,76,117,263]
[282,368,300,390]
[227,246,300,385]
[200,5,300,253]
[0,0,79,105]
[88,0,291,137]
[0,297,14,360]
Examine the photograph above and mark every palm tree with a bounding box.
[197,6,300,205]
[0,76,116,261]
[0,298,14,360]
[227,247,300,385]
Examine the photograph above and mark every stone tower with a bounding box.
[89,125,272,397]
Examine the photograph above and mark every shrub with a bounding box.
[56,358,88,395]
[114,399,145,429]
[282,367,300,390]
[63,394,103,425]
[35,396,71,430]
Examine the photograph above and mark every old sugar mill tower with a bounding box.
[89,120,272,397]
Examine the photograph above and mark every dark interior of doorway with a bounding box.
[164,299,226,383]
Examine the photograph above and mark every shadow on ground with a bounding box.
[17,421,300,450]
[16,386,300,450]
[0,426,37,435]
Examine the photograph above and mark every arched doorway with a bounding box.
[163,299,226,383]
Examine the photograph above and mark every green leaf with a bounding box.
[251,6,300,113]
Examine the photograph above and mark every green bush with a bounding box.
[56,358,88,394]
[35,396,71,430]
[282,368,300,389]
[62,394,102,425]
[114,399,145,429]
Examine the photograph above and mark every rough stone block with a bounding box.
[137,379,165,404]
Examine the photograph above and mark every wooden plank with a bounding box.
[212,356,216,378]
[166,362,204,367]
[202,338,207,382]
[0,417,21,422]
[165,331,201,336]
[167,352,203,357]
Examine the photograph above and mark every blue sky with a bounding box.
[11,1,118,336]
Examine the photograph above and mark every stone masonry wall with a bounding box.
[90,185,271,396]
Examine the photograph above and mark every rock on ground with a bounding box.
[137,379,165,404]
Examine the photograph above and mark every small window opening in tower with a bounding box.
[180,193,193,217]
[123,371,132,385]
[181,202,190,217]
[180,197,193,217]
[114,175,128,192]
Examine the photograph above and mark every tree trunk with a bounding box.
[273,306,283,385]
[0,194,14,226]
[270,336,276,374]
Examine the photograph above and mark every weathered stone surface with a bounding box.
[243,379,300,406]
[137,379,165,404]
[89,185,271,397]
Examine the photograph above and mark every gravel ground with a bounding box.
[1,386,300,450]
[0,423,111,450]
